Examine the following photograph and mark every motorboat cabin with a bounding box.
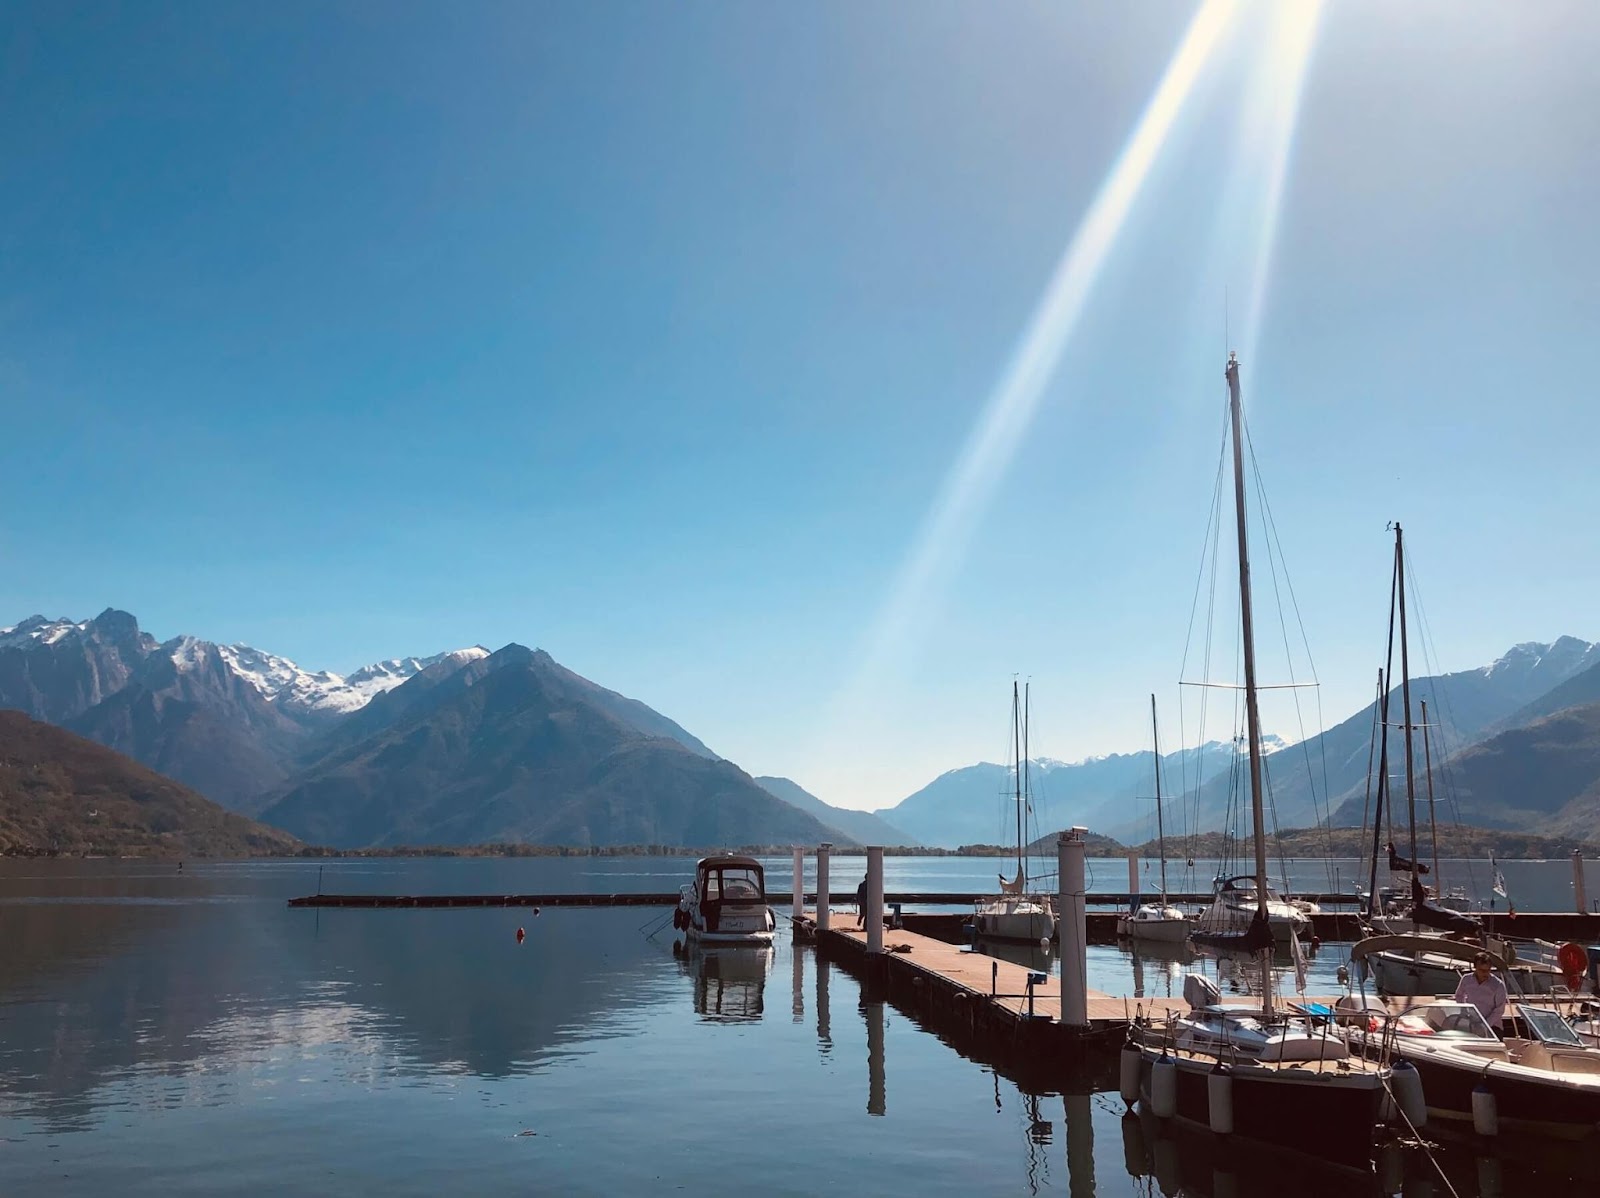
[674,855,776,945]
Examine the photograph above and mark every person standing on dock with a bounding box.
[855,877,867,928]
[1454,952,1508,1030]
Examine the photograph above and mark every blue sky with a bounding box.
[3,2,1597,810]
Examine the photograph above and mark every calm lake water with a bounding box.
[0,856,1590,1195]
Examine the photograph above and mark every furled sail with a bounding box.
[998,871,1026,895]
[1387,842,1429,875]
[1409,874,1482,935]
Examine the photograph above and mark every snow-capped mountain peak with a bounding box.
[0,615,91,649]
[218,643,490,716]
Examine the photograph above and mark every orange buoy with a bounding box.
[515,927,526,944]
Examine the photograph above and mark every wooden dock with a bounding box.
[800,912,1351,1084]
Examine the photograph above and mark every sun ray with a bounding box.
[815,0,1242,772]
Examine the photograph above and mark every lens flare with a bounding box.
[1234,1,1324,372]
[817,0,1240,763]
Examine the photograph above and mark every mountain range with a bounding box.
[872,639,1600,847]
[4,610,1600,854]
[0,611,862,850]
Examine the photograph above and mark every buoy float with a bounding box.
[1120,1045,1142,1107]
[515,927,526,944]
[1471,1082,1498,1137]
[1207,1064,1233,1136]
[1150,1054,1177,1120]
[1390,1059,1427,1129]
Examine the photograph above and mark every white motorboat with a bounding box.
[674,855,776,945]
[1339,990,1600,1164]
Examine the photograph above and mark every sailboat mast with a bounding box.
[1151,693,1168,903]
[1012,680,1024,888]
[1395,524,1420,874]
[1022,682,1032,887]
[1365,667,1387,919]
[1422,698,1440,883]
[1224,352,1273,1016]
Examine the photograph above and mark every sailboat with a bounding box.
[1119,695,1190,943]
[972,681,1057,944]
[1129,353,1393,1170]
[1354,525,1561,997]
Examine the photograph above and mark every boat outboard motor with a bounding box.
[1183,973,1221,1010]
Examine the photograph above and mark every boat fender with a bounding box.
[1119,1045,1142,1107]
[1206,1064,1233,1136]
[1390,1060,1426,1130]
[1211,1167,1239,1198]
[1150,1054,1177,1120]
[1471,1082,1497,1137]
[515,927,525,945]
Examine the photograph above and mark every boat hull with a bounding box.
[1122,917,1191,944]
[687,926,775,946]
[1367,950,1555,997]
[973,909,1056,944]
[1135,1045,1382,1170]
[1345,1036,1600,1171]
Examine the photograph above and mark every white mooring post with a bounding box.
[866,846,885,954]
[792,846,805,933]
[1574,850,1589,915]
[1126,849,1140,910]
[1060,827,1089,1028]
[816,843,832,931]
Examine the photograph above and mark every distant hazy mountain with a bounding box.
[754,776,917,846]
[0,710,300,857]
[873,745,1245,850]
[1221,637,1600,832]
[256,645,841,849]
[1330,699,1600,837]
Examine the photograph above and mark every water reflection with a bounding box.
[1120,1108,1386,1198]
[1129,941,1194,1000]
[674,942,772,1022]
[864,998,886,1116]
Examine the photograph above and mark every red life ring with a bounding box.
[1558,941,1588,990]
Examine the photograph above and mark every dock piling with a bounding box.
[1061,827,1089,1028]
[816,843,832,932]
[1574,850,1589,915]
[866,846,884,954]
[791,846,804,932]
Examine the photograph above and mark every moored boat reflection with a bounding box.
[678,942,772,1022]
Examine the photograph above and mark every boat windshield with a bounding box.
[705,866,765,903]
[1521,1005,1585,1047]
[1396,1002,1495,1039]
